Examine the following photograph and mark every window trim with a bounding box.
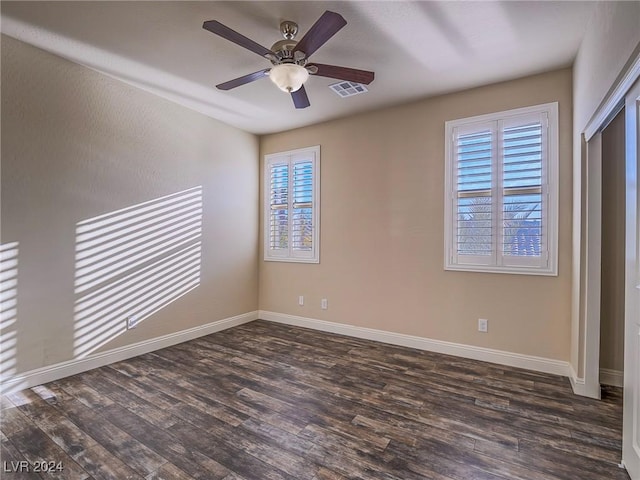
[264,145,320,263]
[444,102,559,276]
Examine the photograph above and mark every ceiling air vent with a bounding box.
[329,81,368,98]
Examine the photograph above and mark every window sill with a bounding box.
[444,264,558,276]
[264,257,320,264]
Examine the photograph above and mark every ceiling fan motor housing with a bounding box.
[270,39,298,61]
[270,21,307,66]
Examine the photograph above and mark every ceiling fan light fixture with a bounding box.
[268,64,309,93]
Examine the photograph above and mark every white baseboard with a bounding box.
[0,310,258,395]
[258,310,572,378]
[600,368,624,387]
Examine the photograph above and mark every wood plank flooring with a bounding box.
[0,320,631,480]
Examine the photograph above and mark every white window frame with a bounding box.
[444,102,559,275]
[264,145,320,263]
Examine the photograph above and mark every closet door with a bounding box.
[623,77,640,480]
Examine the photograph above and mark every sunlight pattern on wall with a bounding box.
[73,187,203,358]
[0,242,19,382]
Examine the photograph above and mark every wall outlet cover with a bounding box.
[478,318,488,333]
[127,315,139,329]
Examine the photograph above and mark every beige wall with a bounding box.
[573,2,640,134]
[260,69,573,361]
[1,36,259,377]
[600,108,626,372]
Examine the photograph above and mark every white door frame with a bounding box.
[582,133,603,399]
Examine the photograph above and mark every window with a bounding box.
[264,145,320,263]
[444,103,558,275]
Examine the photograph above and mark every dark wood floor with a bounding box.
[0,320,631,480]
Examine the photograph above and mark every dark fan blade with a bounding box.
[203,20,274,58]
[293,11,347,58]
[291,86,310,109]
[216,69,270,90]
[310,64,374,85]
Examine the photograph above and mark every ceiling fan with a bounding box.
[202,11,375,109]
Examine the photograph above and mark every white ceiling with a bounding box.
[1,1,595,135]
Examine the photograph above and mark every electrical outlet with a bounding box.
[127,315,139,330]
[298,295,304,306]
[321,298,328,310]
[478,318,488,333]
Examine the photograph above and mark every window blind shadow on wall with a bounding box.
[73,186,203,358]
[0,242,20,384]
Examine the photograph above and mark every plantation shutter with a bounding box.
[500,112,548,269]
[265,146,319,263]
[448,107,554,273]
[292,159,314,253]
[268,160,289,256]
[452,121,496,267]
